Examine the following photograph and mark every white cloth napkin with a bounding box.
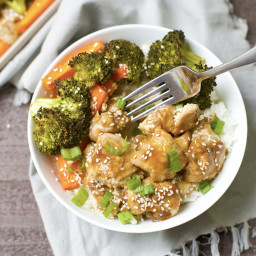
[27,0,256,255]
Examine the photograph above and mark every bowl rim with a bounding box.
[27,24,248,233]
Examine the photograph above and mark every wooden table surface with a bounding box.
[1,1,256,255]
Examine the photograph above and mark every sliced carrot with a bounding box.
[78,136,90,151]
[0,40,10,57]
[102,79,117,96]
[16,0,55,34]
[112,64,128,81]
[42,40,105,91]
[90,84,108,116]
[56,154,83,190]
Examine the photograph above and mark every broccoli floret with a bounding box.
[30,80,91,155]
[104,40,145,84]
[146,30,185,80]
[54,77,88,102]
[146,30,215,110]
[181,42,206,70]
[181,63,216,110]
[69,52,114,87]
[0,0,26,14]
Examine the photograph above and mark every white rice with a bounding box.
[204,89,237,151]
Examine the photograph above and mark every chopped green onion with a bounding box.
[118,211,137,225]
[67,165,75,173]
[105,136,128,156]
[71,188,89,207]
[199,180,213,194]
[132,126,146,136]
[61,146,82,161]
[176,103,184,109]
[116,96,127,110]
[127,174,141,190]
[167,149,181,173]
[100,191,112,208]
[103,202,117,217]
[134,183,155,196]
[142,100,155,111]
[66,157,85,174]
[81,156,85,168]
[211,115,225,135]
[144,104,155,111]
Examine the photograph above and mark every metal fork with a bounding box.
[124,46,256,122]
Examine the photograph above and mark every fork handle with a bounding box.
[199,46,256,78]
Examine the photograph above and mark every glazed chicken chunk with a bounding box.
[184,124,226,182]
[174,131,191,154]
[138,104,201,136]
[89,97,130,141]
[85,133,137,187]
[131,127,187,182]
[131,135,150,151]
[176,180,198,201]
[127,179,181,221]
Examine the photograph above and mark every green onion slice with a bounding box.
[67,165,75,173]
[118,211,137,225]
[61,146,82,161]
[100,191,112,208]
[176,103,184,109]
[105,136,128,156]
[103,202,117,218]
[66,157,85,174]
[211,115,225,135]
[127,174,141,190]
[116,96,127,110]
[199,180,213,194]
[81,156,85,168]
[71,188,89,207]
[132,126,146,137]
[167,149,181,173]
[134,183,155,196]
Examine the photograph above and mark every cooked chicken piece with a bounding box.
[131,127,187,182]
[89,97,130,141]
[84,178,129,214]
[127,179,180,221]
[174,131,191,153]
[131,135,150,151]
[176,180,197,200]
[85,133,137,187]
[184,124,226,182]
[138,104,201,136]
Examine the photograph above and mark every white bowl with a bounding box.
[27,24,247,233]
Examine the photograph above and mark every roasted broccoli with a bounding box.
[181,63,216,110]
[104,40,145,84]
[146,30,216,110]
[0,0,26,14]
[69,52,114,87]
[146,30,185,80]
[54,77,88,102]
[30,78,91,155]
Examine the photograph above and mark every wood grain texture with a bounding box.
[0,1,256,255]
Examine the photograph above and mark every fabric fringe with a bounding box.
[231,221,251,256]
[239,221,251,251]
[182,244,190,256]
[231,226,241,256]
[251,226,256,238]
[167,221,253,256]
[210,230,220,256]
[191,239,199,256]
